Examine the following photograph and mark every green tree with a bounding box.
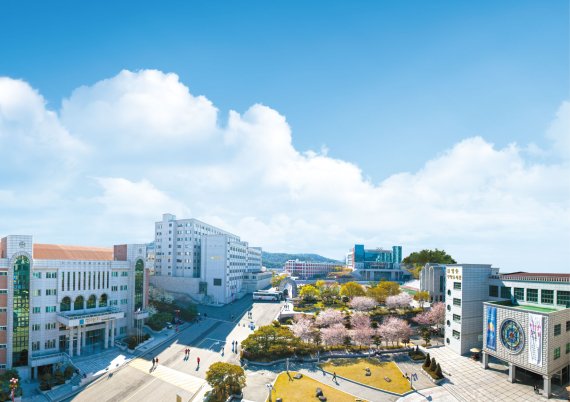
[241,325,301,360]
[271,274,288,288]
[340,282,365,299]
[414,290,430,308]
[320,284,340,305]
[206,362,246,401]
[299,285,320,302]
[402,249,456,265]
[435,363,443,379]
[422,353,431,369]
[366,281,400,303]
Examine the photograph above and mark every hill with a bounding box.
[262,251,344,269]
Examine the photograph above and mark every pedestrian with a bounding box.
[155,358,159,365]
[332,372,337,382]
[152,357,155,366]
[287,370,293,381]
[197,357,200,366]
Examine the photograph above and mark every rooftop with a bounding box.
[488,300,559,314]
[34,244,113,261]
[499,272,570,283]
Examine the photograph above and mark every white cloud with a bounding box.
[546,101,570,158]
[0,70,568,272]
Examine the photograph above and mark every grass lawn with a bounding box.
[269,371,365,402]
[320,358,412,395]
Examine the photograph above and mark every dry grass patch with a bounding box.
[320,358,411,395]
[268,371,365,402]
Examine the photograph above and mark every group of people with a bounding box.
[231,340,239,353]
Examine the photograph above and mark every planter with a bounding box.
[420,367,445,385]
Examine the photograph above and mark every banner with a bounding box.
[486,306,497,351]
[528,314,543,366]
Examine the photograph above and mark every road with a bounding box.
[71,298,283,402]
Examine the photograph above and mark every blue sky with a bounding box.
[2,1,567,177]
[0,1,569,271]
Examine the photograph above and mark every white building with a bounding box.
[419,263,446,302]
[151,214,262,305]
[284,260,339,279]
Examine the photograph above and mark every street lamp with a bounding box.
[9,377,18,402]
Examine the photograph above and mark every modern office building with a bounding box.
[419,263,447,302]
[0,235,149,378]
[241,270,273,293]
[346,244,409,282]
[284,260,340,279]
[151,214,262,305]
[442,264,570,397]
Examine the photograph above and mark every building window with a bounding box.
[74,295,84,310]
[453,282,461,290]
[447,304,451,311]
[513,288,524,301]
[121,272,128,277]
[31,324,40,331]
[111,286,118,291]
[557,291,570,307]
[45,306,56,313]
[60,296,71,312]
[32,307,40,314]
[134,259,144,310]
[31,341,40,352]
[213,278,222,286]
[500,287,512,299]
[453,314,461,322]
[453,298,461,306]
[541,289,554,304]
[32,290,41,296]
[527,288,538,303]
[554,347,560,360]
[46,272,57,279]
[452,330,460,339]
[554,324,561,336]
[87,295,96,309]
[45,323,56,330]
[45,339,56,349]
[566,343,570,354]
[489,285,498,297]
[112,271,118,277]
[566,321,570,332]
[99,293,108,308]
[46,289,57,296]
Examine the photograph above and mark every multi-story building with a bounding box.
[151,214,261,305]
[443,265,570,397]
[241,270,273,293]
[284,260,340,279]
[346,244,409,282]
[419,263,447,302]
[246,247,262,272]
[0,235,149,379]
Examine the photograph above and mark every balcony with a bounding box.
[56,307,125,327]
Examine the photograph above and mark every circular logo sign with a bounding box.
[500,319,524,353]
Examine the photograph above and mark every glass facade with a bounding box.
[500,287,512,299]
[13,256,30,367]
[489,285,498,297]
[60,296,71,312]
[527,288,538,302]
[557,291,570,307]
[74,295,84,310]
[134,260,144,310]
[513,288,524,301]
[541,289,554,304]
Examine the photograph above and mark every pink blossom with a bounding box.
[321,323,348,346]
[377,316,411,346]
[349,296,377,311]
[291,315,314,342]
[315,308,344,327]
[350,312,371,329]
[385,293,412,309]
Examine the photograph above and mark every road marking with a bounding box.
[129,358,206,395]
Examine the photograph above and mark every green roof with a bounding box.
[489,300,558,314]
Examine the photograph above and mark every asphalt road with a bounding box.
[71,298,284,402]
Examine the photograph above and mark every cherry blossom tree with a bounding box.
[385,292,413,309]
[349,296,377,311]
[428,302,446,333]
[350,312,371,329]
[291,315,314,343]
[378,317,411,346]
[321,323,348,347]
[315,308,344,327]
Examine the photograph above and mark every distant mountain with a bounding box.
[262,251,344,269]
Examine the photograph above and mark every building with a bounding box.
[246,247,262,272]
[241,270,273,293]
[0,235,149,378]
[151,213,262,305]
[482,273,570,397]
[284,260,339,279]
[443,265,570,397]
[419,263,447,302]
[346,244,409,282]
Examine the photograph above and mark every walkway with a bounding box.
[421,346,569,401]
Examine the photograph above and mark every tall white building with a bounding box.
[151,214,262,305]
[419,263,447,302]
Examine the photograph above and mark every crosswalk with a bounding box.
[129,358,206,394]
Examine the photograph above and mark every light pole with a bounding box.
[265,383,273,402]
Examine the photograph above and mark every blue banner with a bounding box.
[486,306,497,351]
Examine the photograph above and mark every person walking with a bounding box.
[197,357,200,366]
[155,357,159,366]
[332,372,337,382]
[152,358,155,367]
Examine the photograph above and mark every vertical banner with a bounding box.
[486,306,497,351]
[528,314,543,367]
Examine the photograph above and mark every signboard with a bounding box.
[486,306,497,351]
[528,314,543,367]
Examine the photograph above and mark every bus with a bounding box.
[252,291,281,301]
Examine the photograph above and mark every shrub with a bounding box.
[127,336,138,350]
[422,353,431,369]
[272,320,281,327]
[434,363,443,379]
[64,365,74,380]
[54,370,65,385]
[429,357,437,372]
[408,350,425,361]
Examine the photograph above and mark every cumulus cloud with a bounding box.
[0,69,568,271]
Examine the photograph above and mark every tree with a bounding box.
[366,281,400,303]
[299,285,320,302]
[349,296,377,311]
[241,325,300,360]
[429,357,437,372]
[315,308,344,327]
[428,302,446,334]
[402,249,456,265]
[271,274,288,288]
[378,317,411,346]
[413,291,430,308]
[350,313,374,348]
[350,312,371,329]
[321,323,348,347]
[291,315,314,343]
[422,353,431,369]
[206,362,246,401]
[434,363,443,379]
[320,283,340,305]
[340,282,365,299]
[385,293,412,309]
